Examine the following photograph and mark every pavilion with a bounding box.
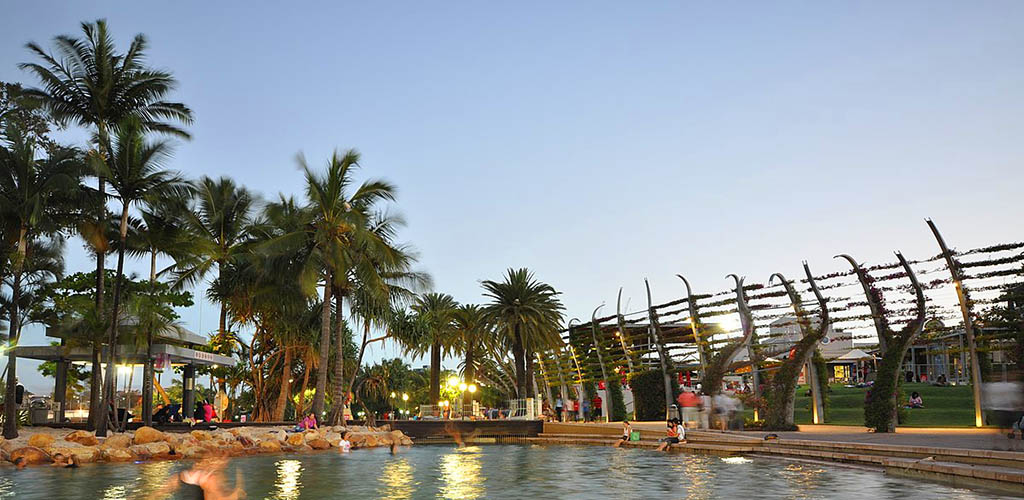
[12,319,235,424]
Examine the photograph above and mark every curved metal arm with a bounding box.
[895,251,926,335]
[590,304,608,381]
[616,288,635,375]
[677,274,707,373]
[769,272,806,318]
[835,254,890,349]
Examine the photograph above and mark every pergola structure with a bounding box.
[13,320,235,423]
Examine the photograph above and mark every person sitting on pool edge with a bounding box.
[614,420,632,448]
[657,419,684,451]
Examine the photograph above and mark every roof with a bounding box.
[835,348,875,361]
[12,343,236,367]
[46,318,207,346]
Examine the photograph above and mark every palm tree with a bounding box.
[0,126,80,438]
[126,199,191,425]
[97,118,189,431]
[291,149,398,419]
[19,18,193,312]
[482,268,565,399]
[411,293,459,403]
[21,20,192,432]
[453,304,494,397]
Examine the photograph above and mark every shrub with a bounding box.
[606,378,627,421]
[629,370,678,421]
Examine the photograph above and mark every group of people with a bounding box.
[552,395,603,422]
[152,399,219,425]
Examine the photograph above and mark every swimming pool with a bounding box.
[0,444,1012,499]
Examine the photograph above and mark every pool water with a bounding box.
[0,444,1013,499]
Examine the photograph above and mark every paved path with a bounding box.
[551,422,1024,452]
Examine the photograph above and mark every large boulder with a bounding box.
[133,426,166,445]
[102,447,135,462]
[308,437,331,450]
[64,430,99,446]
[190,430,213,441]
[286,433,305,447]
[100,434,133,449]
[10,446,52,465]
[259,440,282,453]
[331,425,348,434]
[130,442,172,459]
[263,430,286,443]
[27,433,55,448]
[325,432,342,447]
[400,435,413,446]
[363,435,379,448]
[176,443,207,459]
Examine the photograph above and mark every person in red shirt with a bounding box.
[592,395,603,421]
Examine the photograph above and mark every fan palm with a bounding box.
[410,293,460,403]
[0,126,80,438]
[482,268,565,398]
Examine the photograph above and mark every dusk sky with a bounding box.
[3,1,1022,393]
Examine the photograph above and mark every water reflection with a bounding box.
[440,447,484,500]
[273,459,303,500]
[101,484,128,499]
[379,458,415,499]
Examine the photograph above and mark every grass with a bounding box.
[788,382,977,427]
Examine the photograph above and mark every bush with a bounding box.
[629,370,678,421]
[606,378,627,421]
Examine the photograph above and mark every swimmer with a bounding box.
[148,457,245,500]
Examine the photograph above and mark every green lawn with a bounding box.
[740,383,977,428]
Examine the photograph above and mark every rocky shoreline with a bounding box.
[0,425,414,466]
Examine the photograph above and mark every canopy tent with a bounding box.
[836,348,876,361]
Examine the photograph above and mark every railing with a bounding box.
[506,398,542,420]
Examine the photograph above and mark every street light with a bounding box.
[468,384,477,393]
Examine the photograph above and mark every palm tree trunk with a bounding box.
[525,348,535,398]
[88,345,101,431]
[297,354,311,417]
[142,250,157,426]
[312,268,332,419]
[2,229,26,439]
[429,341,441,403]
[342,318,371,420]
[513,324,526,398]
[464,348,475,401]
[275,346,293,421]
[98,205,130,436]
[328,291,346,425]
[89,172,106,431]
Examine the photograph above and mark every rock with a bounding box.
[259,440,282,453]
[27,434,56,448]
[133,426,166,445]
[101,434,133,449]
[190,430,213,441]
[102,448,135,462]
[176,444,207,459]
[48,446,100,464]
[286,433,305,447]
[10,446,52,465]
[400,436,413,446]
[350,434,368,447]
[130,442,172,459]
[302,430,321,442]
[364,435,378,447]
[308,437,331,450]
[325,432,342,447]
[64,430,99,446]
[263,430,286,443]
[332,426,348,434]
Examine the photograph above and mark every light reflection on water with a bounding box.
[0,444,1016,499]
[440,446,484,499]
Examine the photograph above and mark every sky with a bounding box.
[2,1,1023,394]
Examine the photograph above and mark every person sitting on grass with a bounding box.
[907,392,924,409]
[614,420,632,448]
[656,419,684,451]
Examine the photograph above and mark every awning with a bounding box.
[11,343,236,367]
[834,348,875,361]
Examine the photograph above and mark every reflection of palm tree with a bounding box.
[482,268,564,398]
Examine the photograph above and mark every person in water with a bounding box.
[656,419,684,451]
[50,453,79,468]
[614,420,632,448]
[149,457,245,500]
[339,431,353,452]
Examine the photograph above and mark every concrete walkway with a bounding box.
[550,421,1024,452]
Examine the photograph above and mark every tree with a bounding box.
[98,118,189,430]
[453,304,494,396]
[21,19,193,434]
[411,293,459,403]
[482,268,565,398]
[0,127,80,438]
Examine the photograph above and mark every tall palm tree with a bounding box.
[126,199,191,425]
[97,118,189,431]
[482,268,565,399]
[411,293,459,403]
[453,304,494,397]
[289,149,398,419]
[0,126,80,438]
[20,19,193,310]
[21,20,192,432]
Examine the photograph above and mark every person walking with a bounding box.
[582,397,592,422]
[555,396,564,422]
